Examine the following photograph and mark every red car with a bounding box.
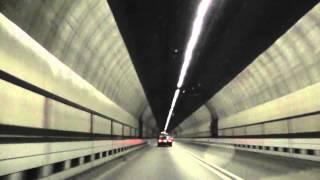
[158,134,174,147]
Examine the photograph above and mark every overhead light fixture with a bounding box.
[164,0,212,132]
[177,0,212,88]
[164,89,180,131]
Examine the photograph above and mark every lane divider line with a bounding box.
[186,153,232,180]
[177,144,244,180]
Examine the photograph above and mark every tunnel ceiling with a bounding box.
[107,0,318,131]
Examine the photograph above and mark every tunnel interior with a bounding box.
[0,0,320,179]
[0,0,318,136]
[107,0,319,131]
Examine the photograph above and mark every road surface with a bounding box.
[71,141,320,180]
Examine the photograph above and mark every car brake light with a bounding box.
[158,139,162,142]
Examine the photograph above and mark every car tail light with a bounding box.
[158,139,162,142]
[168,139,172,142]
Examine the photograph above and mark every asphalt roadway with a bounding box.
[71,141,320,180]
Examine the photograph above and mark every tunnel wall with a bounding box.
[0,0,155,125]
[175,3,320,138]
[218,82,320,136]
[215,4,320,137]
[0,13,145,137]
[0,139,147,179]
[174,105,212,138]
[0,12,150,179]
[143,123,154,138]
[141,106,159,138]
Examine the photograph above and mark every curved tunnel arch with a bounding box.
[212,4,320,119]
[174,105,212,137]
[1,1,320,179]
[0,0,156,131]
[3,0,318,137]
[174,3,320,138]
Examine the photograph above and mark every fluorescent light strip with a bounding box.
[164,89,180,131]
[177,0,212,88]
[164,0,212,132]
[171,89,181,109]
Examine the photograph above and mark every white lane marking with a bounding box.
[185,153,233,180]
[177,144,244,180]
